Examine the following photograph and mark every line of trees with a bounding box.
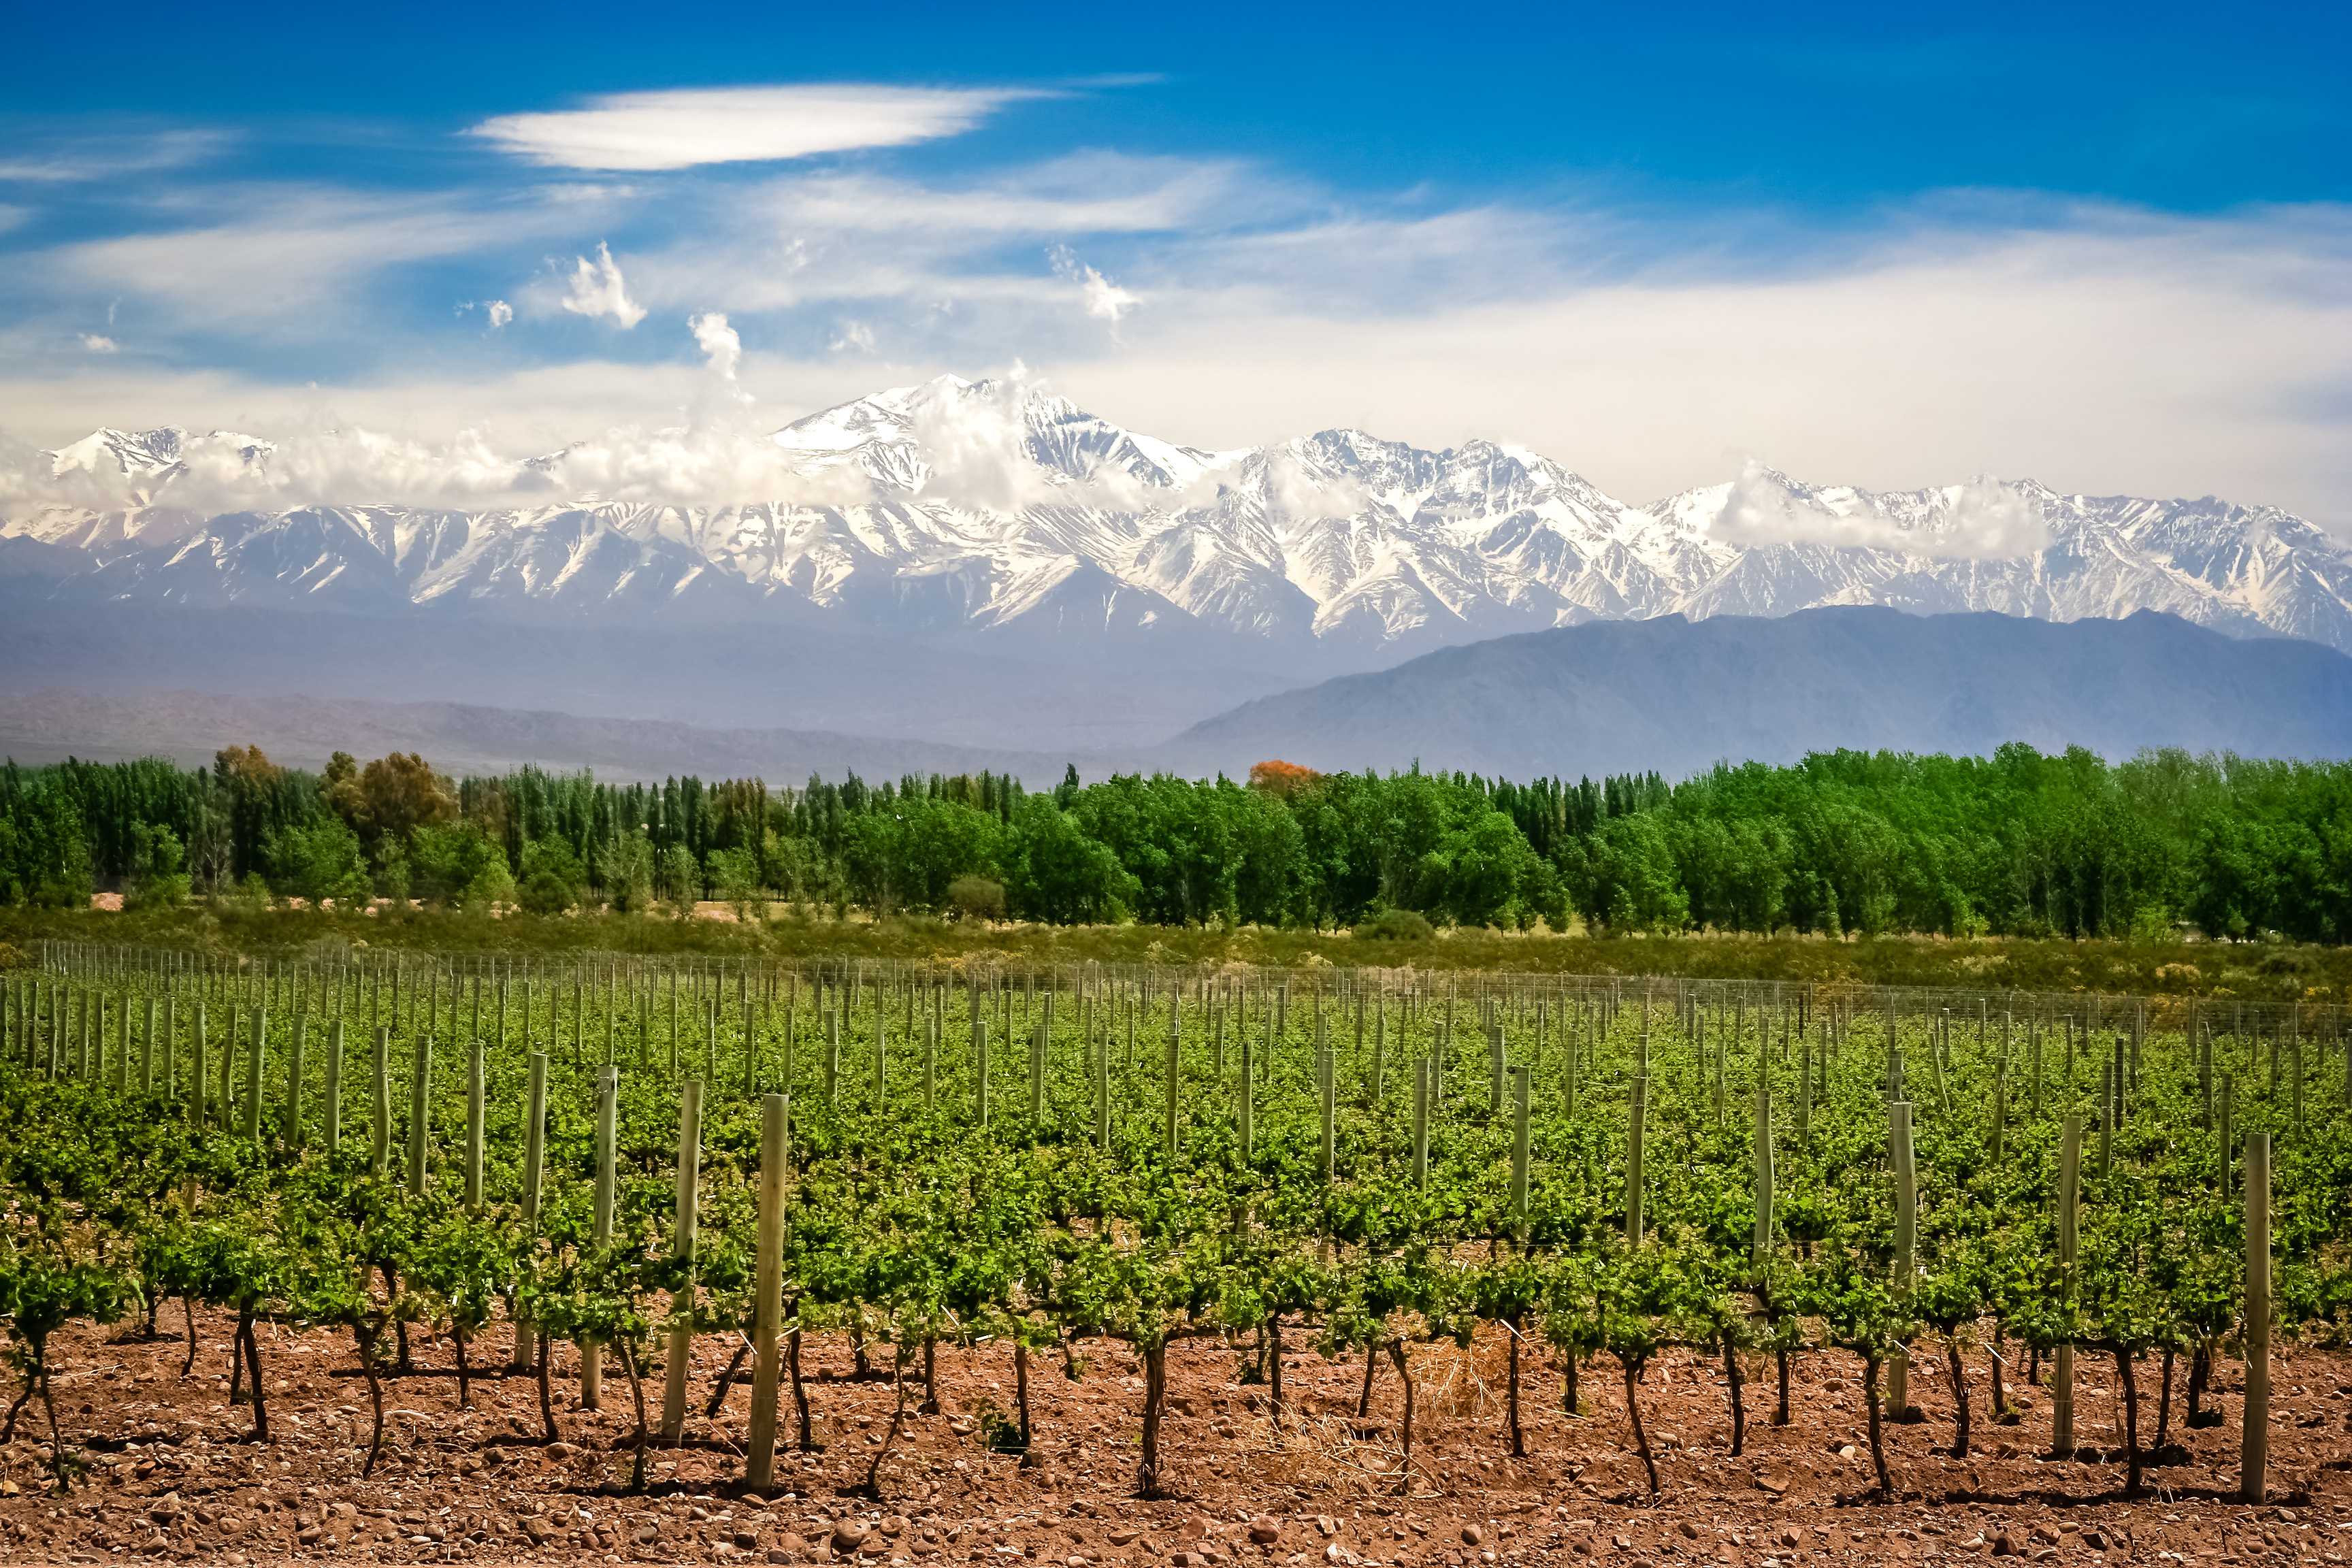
[2,743,2348,941]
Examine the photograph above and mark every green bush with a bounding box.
[1353,906,1434,941]
[518,869,576,917]
[946,874,1006,923]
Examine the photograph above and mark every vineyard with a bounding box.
[0,942,2344,1563]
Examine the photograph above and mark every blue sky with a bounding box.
[2,0,2345,517]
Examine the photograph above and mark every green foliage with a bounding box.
[2,945,2347,1500]
[1352,907,1434,942]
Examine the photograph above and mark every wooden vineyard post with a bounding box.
[2098,1063,2114,1178]
[1753,1083,1774,1257]
[2292,1038,2304,1136]
[406,1035,432,1197]
[174,996,197,1123]
[661,1078,706,1441]
[1990,1066,2007,1164]
[975,1020,989,1132]
[2031,1023,2044,1116]
[1488,1024,1504,1112]
[1322,1047,1339,1181]
[1029,1022,1046,1123]
[1166,1028,1181,1156]
[583,1065,617,1410]
[2242,1132,2272,1504]
[370,1026,391,1177]
[1239,1036,1256,1159]
[242,1008,266,1141]
[1563,1022,1578,1121]
[514,1052,548,1374]
[826,1011,840,1107]
[323,1022,344,1150]
[1509,1064,1530,1236]
[1627,1073,1648,1247]
[218,1002,238,1118]
[163,995,176,1104]
[1370,1009,1385,1104]
[924,1019,938,1113]
[746,1093,790,1492]
[1411,1057,1429,1189]
[1098,1034,1112,1149]
[2053,1115,2080,1456]
[2219,1075,2236,1180]
[282,1015,306,1147]
[1713,1014,1727,1129]
[1888,1100,1916,1417]
[464,1039,487,1209]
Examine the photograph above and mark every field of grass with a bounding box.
[2,901,2342,1002]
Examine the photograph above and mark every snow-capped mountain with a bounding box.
[7,374,2351,661]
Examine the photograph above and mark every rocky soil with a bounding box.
[0,1315,2338,1567]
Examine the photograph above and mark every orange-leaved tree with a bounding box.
[1246,760,1321,800]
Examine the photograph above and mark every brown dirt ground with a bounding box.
[0,1314,2338,1567]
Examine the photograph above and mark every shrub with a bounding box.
[518,870,575,917]
[1353,907,1435,942]
[947,875,1007,923]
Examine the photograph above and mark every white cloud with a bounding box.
[0,131,233,183]
[1,133,2344,534]
[487,299,513,329]
[1049,244,1139,327]
[1045,205,2352,526]
[559,242,646,328]
[0,401,879,516]
[35,189,573,333]
[689,311,742,378]
[78,333,117,353]
[468,84,1041,172]
[1710,463,2053,558]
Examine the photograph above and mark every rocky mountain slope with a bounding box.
[7,377,2349,752]
[10,375,2348,655]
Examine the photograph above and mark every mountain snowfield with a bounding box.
[10,374,2352,658]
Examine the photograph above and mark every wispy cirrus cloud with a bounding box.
[0,105,2342,532]
[0,129,234,183]
[468,84,1045,172]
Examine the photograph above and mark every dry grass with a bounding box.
[2,901,2342,1001]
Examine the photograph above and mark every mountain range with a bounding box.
[7,607,2345,784]
[1158,606,2352,781]
[5,375,2351,752]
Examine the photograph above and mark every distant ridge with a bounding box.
[0,689,1094,785]
[1156,607,2352,779]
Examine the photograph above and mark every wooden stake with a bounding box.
[2053,1114,2080,1456]
[514,1052,548,1374]
[2242,1131,2271,1503]
[661,1078,706,1440]
[746,1093,790,1490]
[323,1021,344,1150]
[406,1035,431,1196]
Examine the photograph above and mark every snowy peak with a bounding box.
[43,426,278,508]
[7,382,2350,662]
[769,374,1220,501]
